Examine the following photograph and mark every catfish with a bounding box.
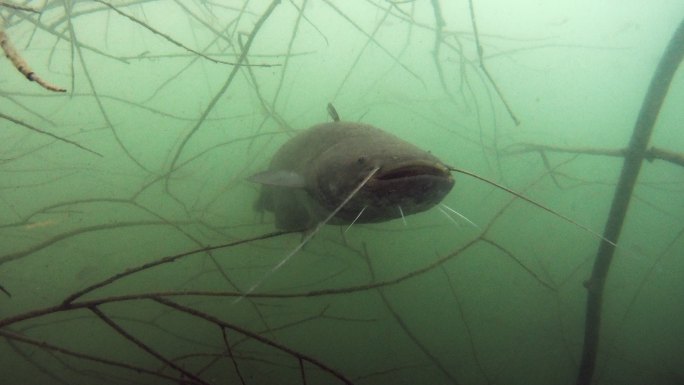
[250,113,454,231]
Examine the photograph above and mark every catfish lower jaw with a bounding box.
[332,172,454,223]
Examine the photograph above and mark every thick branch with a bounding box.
[576,17,684,385]
[0,26,66,92]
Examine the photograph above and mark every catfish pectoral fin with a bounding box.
[275,201,316,231]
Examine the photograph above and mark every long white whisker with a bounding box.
[345,206,367,233]
[438,206,461,227]
[398,205,407,226]
[234,166,381,304]
[440,203,479,229]
[447,165,617,247]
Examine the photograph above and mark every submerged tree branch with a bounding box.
[90,306,209,385]
[0,112,102,156]
[166,0,281,182]
[93,0,278,67]
[0,1,40,13]
[0,25,66,92]
[0,329,188,383]
[467,0,519,125]
[506,143,684,168]
[576,17,684,385]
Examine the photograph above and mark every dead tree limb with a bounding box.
[0,112,102,156]
[90,306,209,385]
[93,0,277,67]
[505,144,684,168]
[153,297,355,385]
[166,0,281,181]
[0,25,66,92]
[0,1,39,13]
[467,0,519,125]
[576,17,684,385]
[0,329,187,383]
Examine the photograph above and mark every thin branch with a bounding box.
[429,0,453,98]
[6,338,71,385]
[0,1,40,13]
[467,0,519,125]
[0,25,66,92]
[0,112,102,157]
[321,0,424,85]
[361,243,461,385]
[221,327,247,385]
[89,306,209,385]
[62,229,292,304]
[153,297,355,385]
[439,265,492,384]
[507,143,684,168]
[166,0,281,182]
[93,0,277,67]
[0,220,195,266]
[480,238,557,291]
[62,1,149,171]
[0,329,187,383]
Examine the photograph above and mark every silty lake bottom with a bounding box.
[0,1,682,385]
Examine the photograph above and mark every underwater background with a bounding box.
[1,1,683,384]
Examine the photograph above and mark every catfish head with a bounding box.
[250,122,454,231]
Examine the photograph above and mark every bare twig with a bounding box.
[0,283,10,297]
[61,1,149,171]
[90,306,209,385]
[0,112,102,156]
[0,329,187,383]
[93,0,277,67]
[221,327,247,385]
[153,297,355,385]
[321,0,424,85]
[62,229,292,304]
[506,143,684,168]
[361,243,461,385]
[166,0,281,182]
[0,1,39,13]
[467,0,519,125]
[0,26,66,92]
[480,238,557,290]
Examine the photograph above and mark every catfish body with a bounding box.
[250,122,454,231]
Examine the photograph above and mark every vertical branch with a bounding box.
[361,243,462,385]
[466,0,519,125]
[429,0,452,98]
[331,2,393,100]
[576,18,684,385]
[272,0,308,109]
[221,327,247,385]
[62,1,149,170]
[439,265,492,385]
[299,357,308,385]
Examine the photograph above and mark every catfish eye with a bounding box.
[357,156,367,164]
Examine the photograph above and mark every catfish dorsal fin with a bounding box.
[248,170,306,188]
[327,102,340,122]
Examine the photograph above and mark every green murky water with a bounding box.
[1,1,682,384]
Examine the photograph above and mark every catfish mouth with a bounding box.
[374,160,451,181]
